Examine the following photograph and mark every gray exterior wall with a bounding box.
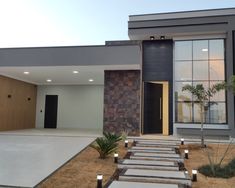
[0,8,234,138]
[129,9,235,138]
[0,45,140,66]
[129,8,235,22]
[128,9,235,39]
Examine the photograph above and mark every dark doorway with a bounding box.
[142,40,173,134]
[143,82,163,134]
[44,95,58,128]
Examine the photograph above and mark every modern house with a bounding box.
[0,8,234,139]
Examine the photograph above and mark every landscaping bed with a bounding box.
[37,140,235,188]
[180,143,235,188]
[38,142,128,188]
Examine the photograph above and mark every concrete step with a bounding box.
[135,143,179,148]
[108,181,180,188]
[128,149,176,154]
[135,139,180,145]
[118,159,179,171]
[133,152,181,159]
[136,141,178,146]
[129,137,233,144]
[119,159,177,166]
[131,136,181,141]
[130,156,184,163]
[119,169,191,186]
[132,146,174,151]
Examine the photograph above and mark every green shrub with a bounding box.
[199,158,235,178]
[202,139,234,176]
[120,130,129,141]
[90,132,121,159]
[104,132,122,143]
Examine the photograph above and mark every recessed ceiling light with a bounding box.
[89,79,94,82]
[73,70,79,74]
[202,48,208,52]
[46,79,52,82]
[23,71,29,74]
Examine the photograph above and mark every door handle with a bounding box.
[160,97,162,120]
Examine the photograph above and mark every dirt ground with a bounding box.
[38,141,129,188]
[180,142,235,188]
[37,140,235,188]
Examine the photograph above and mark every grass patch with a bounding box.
[199,158,235,178]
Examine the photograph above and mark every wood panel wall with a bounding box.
[0,75,37,131]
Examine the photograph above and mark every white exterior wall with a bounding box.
[36,85,104,132]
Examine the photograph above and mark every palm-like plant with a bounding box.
[90,137,118,159]
[182,83,225,148]
[91,132,122,159]
[227,75,235,94]
[103,132,122,143]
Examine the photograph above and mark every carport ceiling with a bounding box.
[0,65,139,85]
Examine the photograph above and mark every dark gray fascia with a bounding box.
[0,45,141,67]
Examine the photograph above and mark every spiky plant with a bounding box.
[103,132,122,143]
[90,132,121,159]
[226,75,235,94]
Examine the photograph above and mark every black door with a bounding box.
[143,82,163,134]
[44,95,58,128]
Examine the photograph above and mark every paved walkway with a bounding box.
[0,129,96,188]
[108,138,192,188]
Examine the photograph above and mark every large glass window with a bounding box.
[193,40,209,60]
[175,39,226,124]
[193,61,208,80]
[175,61,192,81]
[175,41,192,60]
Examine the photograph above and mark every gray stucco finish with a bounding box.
[129,8,235,21]
[129,8,235,137]
[128,15,235,39]
[0,45,140,66]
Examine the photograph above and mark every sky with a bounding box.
[0,0,235,47]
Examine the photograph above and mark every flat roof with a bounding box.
[129,7,235,21]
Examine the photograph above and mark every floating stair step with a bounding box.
[131,146,174,151]
[108,181,180,188]
[120,159,177,166]
[133,152,181,159]
[132,138,179,141]
[135,143,179,148]
[136,141,179,147]
[135,139,180,145]
[119,169,191,186]
[118,159,179,170]
[130,156,184,163]
[128,149,176,154]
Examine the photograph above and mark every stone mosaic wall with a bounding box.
[103,70,140,136]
